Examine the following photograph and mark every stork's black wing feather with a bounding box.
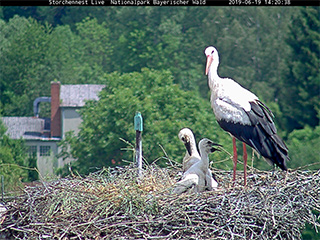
[217,100,289,170]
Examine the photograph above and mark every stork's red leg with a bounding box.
[232,137,237,186]
[243,143,247,186]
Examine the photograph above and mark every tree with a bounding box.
[286,125,320,170]
[59,69,231,176]
[1,6,43,22]
[279,7,320,132]
[0,16,55,116]
[0,120,29,191]
[73,17,113,82]
[0,16,113,117]
[2,7,317,174]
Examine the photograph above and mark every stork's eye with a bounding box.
[211,50,215,54]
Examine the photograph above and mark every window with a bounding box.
[27,146,37,158]
[40,146,51,156]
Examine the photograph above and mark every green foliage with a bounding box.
[60,69,231,175]
[286,125,320,170]
[0,7,319,175]
[280,7,320,132]
[0,16,52,116]
[73,17,113,81]
[0,120,29,191]
[0,16,113,117]
[1,8,314,127]
[302,217,320,240]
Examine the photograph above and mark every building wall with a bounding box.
[61,107,82,138]
[59,107,82,168]
[26,141,59,178]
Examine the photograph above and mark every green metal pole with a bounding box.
[134,112,143,180]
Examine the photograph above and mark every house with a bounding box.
[1,116,60,177]
[1,82,105,177]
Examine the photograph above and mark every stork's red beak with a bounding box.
[205,55,213,75]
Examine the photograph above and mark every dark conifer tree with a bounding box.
[280,7,320,132]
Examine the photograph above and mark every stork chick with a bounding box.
[173,137,220,195]
[178,128,201,172]
[178,128,218,190]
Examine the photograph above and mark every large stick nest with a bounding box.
[0,165,319,239]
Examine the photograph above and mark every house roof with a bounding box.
[1,117,56,140]
[60,84,105,107]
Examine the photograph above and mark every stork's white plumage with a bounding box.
[178,128,218,190]
[178,128,201,172]
[198,138,220,189]
[204,46,289,186]
[173,131,220,195]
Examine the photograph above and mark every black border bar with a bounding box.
[0,0,319,6]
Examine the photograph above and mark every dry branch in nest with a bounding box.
[0,165,319,239]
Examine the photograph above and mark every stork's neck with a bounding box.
[188,138,200,158]
[199,148,209,167]
[208,62,221,90]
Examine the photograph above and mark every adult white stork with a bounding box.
[204,46,289,186]
[173,134,220,194]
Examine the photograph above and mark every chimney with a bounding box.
[51,81,61,138]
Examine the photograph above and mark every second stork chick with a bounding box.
[178,128,217,190]
[173,136,221,195]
